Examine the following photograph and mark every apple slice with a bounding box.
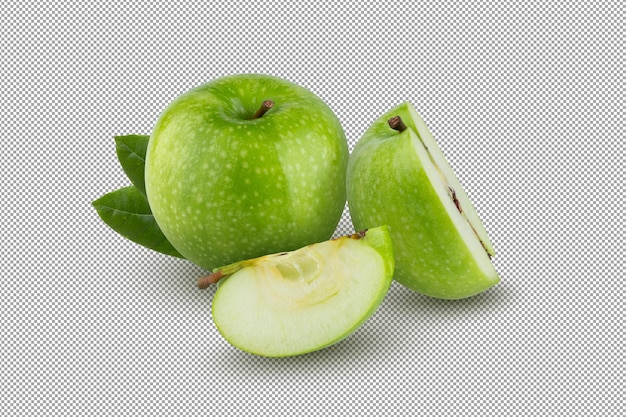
[199,226,394,357]
[347,102,499,299]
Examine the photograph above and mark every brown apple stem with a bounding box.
[350,229,368,239]
[252,100,274,119]
[388,116,407,132]
[332,229,368,241]
[197,270,225,289]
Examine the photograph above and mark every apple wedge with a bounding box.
[199,226,394,357]
[347,102,499,299]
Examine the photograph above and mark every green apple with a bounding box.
[145,74,348,271]
[346,102,499,299]
[199,226,394,357]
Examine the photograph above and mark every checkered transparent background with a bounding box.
[1,1,622,415]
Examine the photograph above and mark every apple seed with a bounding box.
[447,185,462,213]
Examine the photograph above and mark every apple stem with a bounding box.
[197,270,225,289]
[252,100,274,119]
[332,229,368,241]
[350,229,368,239]
[388,116,407,132]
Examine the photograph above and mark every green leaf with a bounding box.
[115,134,149,197]
[92,186,184,258]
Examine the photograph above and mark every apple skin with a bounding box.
[145,74,348,271]
[346,102,499,299]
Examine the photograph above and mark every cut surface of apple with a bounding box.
[202,226,394,357]
[347,102,499,299]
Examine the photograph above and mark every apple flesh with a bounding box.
[347,102,499,299]
[145,74,348,271]
[202,226,394,357]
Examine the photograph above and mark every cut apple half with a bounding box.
[347,102,499,299]
[199,226,394,357]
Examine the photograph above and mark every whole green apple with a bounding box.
[347,102,499,299]
[145,74,348,271]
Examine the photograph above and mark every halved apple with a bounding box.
[347,102,499,299]
[199,226,394,357]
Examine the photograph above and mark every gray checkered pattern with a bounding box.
[1,0,622,415]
